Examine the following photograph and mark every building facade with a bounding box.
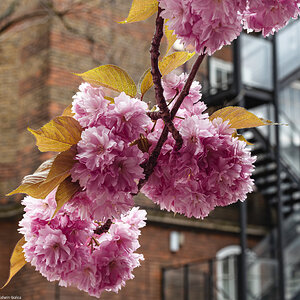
[1,1,298,300]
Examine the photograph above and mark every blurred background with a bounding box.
[0,1,300,299]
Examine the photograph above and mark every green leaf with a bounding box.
[7,147,77,199]
[119,0,158,24]
[75,65,137,98]
[1,237,26,289]
[209,106,274,129]
[28,116,82,152]
[140,51,195,96]
[52,176,80,218]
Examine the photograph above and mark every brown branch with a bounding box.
[0,0,20,22]
[136,53,206,192]
[94,219,112,235]
[147,111,161,120]
[146,54,205,140]
[137,125,169,191]
[0,10,48,35]
[0,0,93,36]
[150,7,183,150]
[170,53,206,120]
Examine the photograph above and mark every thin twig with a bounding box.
[147,111,161,120]
[170,53,206,120]
[94,219,112,235]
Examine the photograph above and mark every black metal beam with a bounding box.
[272,33,286,300]
[239,201,248,300]
[208,259,214,300]
[234,36,248,300]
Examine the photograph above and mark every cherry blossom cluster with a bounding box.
[142,73,256,218]
[69,78,255,220]
[19,189,146,298]
[159,0,300,55]
[71,83,151,221]
[18,73,256,297]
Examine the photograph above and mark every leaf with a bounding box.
[104,96,115,104]
[140,51,195,96]
[62,104,74,117]
[209,106,274,129]
[130,134,152,153]
[232,131,253,145]
[119,0,158,24]
[28,116,82,152]
[1,237,26,289]
[45,146,77,183]
[52,177,80,218]
[165,25,177,55]
[75,65,137,98]
[7,147,77,199]
[7,158,55,198]
[137,67,151,96]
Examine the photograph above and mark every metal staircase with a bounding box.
[247,127,300,218]
[162,18,300,300]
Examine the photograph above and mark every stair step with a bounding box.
[254,156,274,167]
[253,167,277,180]
[263,186,300,199]
[269,192,300,204]
[251,146,266,156]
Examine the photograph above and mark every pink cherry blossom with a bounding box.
[72,82,110,128]
[159,0,300,54]
[106,92,152,141]
[20,189,146,297]
[159,0,243,55]
[143,74,256,219]
[243,0,300,36]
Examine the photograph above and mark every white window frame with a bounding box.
[216,245,241,300]
[209,58,233,89]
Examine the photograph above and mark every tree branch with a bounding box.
[94,219,112,235]
[147,111,161,120]
[170,53,206,119]
[150,7,183,150]
[137,53,206,193]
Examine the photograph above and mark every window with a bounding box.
[216,246,240,300]
[209,58,233,91]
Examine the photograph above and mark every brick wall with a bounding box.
[1,219,260,300]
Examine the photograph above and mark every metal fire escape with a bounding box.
[162,19,300,300]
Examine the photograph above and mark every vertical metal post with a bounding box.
[272,33,286,300]
[233,37,242,96]
[234,36,248,300]
[184,264,189,300]
[239,201,248,300]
